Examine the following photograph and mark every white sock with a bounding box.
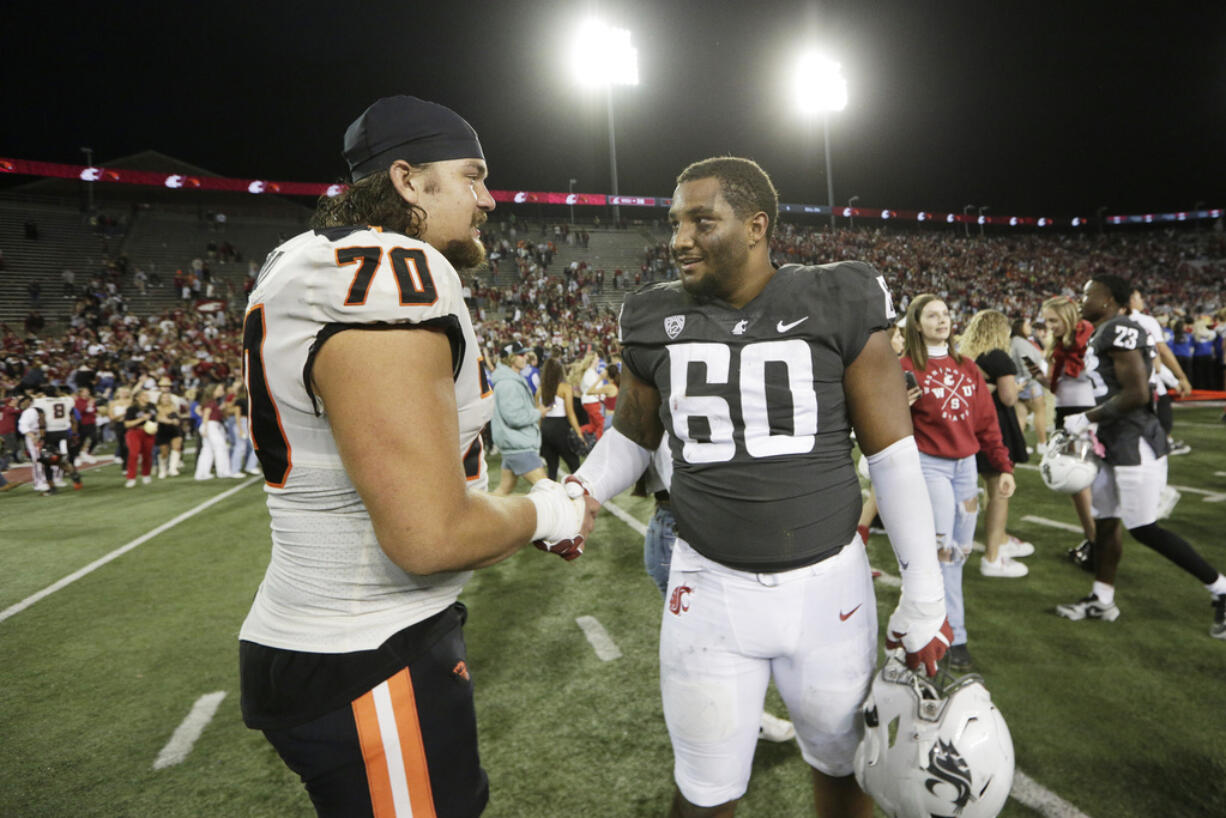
[1205,574,1226,597]
[1092,581,1115,606]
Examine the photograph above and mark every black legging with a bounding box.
[540,416,580,480]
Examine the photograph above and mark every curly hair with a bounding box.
[958,309,1011,361]
[676,156,779,242]
[309,168,430,236]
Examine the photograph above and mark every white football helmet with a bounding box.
[855,657,1014,818]
[1040,429,1100,494]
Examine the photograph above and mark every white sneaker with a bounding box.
[124,479,136,488]
[1157,486,1181,520]
[141,475,152,485]
[758,712,796,743]
[1057,594,1120,622]
[1000,536,1035,559]
[980,555,1028,578]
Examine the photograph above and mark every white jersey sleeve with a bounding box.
[239,226,494,653]
[1130,310,1167,396]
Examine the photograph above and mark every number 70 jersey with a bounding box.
[618,261,895,571]
[242,226,493,494]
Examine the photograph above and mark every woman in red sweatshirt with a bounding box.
[900,294,1015,672]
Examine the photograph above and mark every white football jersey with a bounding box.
[34,396,75,433]
[239,226,494,653]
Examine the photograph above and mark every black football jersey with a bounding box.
[1086,315,1168,465]
[619,261,895,570]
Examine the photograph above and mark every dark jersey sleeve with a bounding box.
[813,262,896,365]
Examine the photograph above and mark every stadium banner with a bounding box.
[2,156,1221,227]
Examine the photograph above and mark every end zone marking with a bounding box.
[154,691,227,770]
[0,477,260,624]
[575,615,622,661]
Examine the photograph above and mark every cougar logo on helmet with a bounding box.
[925,738,973,809]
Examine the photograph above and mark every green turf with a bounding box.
[1,408,1222,816]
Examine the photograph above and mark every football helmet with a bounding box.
[855,656,1014,818]
[1039,429,1100,494]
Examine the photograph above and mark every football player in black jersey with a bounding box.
[1056,274,1226,638]
[567,157,950,818]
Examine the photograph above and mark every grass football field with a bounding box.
[1,407,1223,817]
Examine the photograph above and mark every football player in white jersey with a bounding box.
[567,157,950,817]
[238,96,598,818]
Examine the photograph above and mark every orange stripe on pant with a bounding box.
[352,668,437,817]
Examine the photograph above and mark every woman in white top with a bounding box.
[538,357,587,480]
[1010,317,1048,454]
[1025,296,1097,560]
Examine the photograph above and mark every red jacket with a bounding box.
[901,350,1012,473]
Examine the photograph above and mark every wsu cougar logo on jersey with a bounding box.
[668,585,693,615]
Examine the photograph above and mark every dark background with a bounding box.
[4,1,1224,217]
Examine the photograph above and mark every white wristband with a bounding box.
[866,436,944,603]
[527,479,584,542]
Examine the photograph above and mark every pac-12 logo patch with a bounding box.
[664,315,686,339]
[668,585,693,615]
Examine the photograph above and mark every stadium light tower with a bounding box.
[793,52,847,229]
[570,20,638,226]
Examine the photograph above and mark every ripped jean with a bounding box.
[917,452,980,646]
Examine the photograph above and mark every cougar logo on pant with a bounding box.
[669,585,692,615]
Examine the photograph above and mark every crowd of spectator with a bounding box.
[3,219,1224,490]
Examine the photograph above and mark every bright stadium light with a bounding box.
[794,52,847,229]
[793,52,847,115]
[570,19,639,224]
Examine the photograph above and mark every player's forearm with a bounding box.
[573,426,653,503]
[865,436,944,603]
[374,489,536,575]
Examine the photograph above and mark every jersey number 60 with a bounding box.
[668,340,818,464]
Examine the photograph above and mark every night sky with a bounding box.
[5,1,1224,219]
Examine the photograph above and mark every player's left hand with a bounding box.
[1062,412,1093,437]
[530,476,599,561]
[885,595,952,677]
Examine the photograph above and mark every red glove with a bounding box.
[885,596,953,677]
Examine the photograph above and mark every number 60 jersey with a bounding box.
[239,226,493,654]
[618,261,894,572]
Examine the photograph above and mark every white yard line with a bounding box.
[153,691,227,770]
[1011,770,1094,818]
[0,478,260,624]
[575,615,622,661]
[603,500,647,535]
[1021,515,1085,534]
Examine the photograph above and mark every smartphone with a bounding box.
[904,371,919,391]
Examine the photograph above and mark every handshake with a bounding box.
[526,476,600,561]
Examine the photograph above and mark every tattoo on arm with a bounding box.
[612,377,663,449]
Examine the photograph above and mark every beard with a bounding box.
[678,236,748,303]
[440,236,488,271]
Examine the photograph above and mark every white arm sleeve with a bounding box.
[866,435,944,603]
[573,426,654,504]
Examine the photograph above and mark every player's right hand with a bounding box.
[885,595,953,677]
[527,478,598,561]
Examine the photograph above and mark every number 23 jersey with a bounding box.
[1086,314,1167,465]
[239,226,493,653]
[619,261,895,570]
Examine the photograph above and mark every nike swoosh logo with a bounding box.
[839,604,862,622]
[776,316,809,333]
[899,560,910,570]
